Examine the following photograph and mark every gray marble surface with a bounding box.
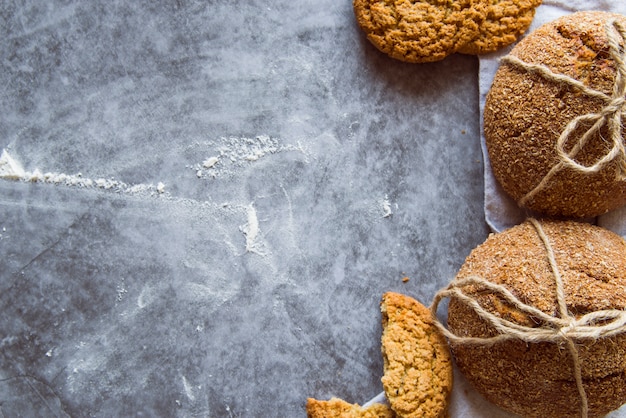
[0,1,493,416]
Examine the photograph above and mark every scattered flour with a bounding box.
[382,195,393,218]
[1,135,307,259]
[241,203,266,255]
[0,149,167,196]
[0,149,25,179]
[202,156,219,168]
[190,135,308,179]
[0,148,278,258]
[116,278,128,303]
[182,376,196,402]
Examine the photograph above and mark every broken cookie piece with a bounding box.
[380,292,453,418]
[306,397,395,418]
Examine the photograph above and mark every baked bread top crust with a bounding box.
[447,219,626,418]
[484,11,626,217]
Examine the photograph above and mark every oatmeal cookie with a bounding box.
[353,0,488,63]
[458,0,542,55]
[380,292,452,417]
[306,397,395,418]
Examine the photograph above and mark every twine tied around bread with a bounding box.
[430,218,626,418]
[498,19,626,208]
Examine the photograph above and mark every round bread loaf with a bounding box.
[484,11,626,218]
[352,0,488,63]
[447,219,626,418]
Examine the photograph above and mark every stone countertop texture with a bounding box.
[0,1,493,416]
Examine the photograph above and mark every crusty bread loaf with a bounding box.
[447,219,626,418]
[306,397,395,418]
[484,11,626,218]
[381,292,452,418]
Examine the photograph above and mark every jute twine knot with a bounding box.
[430,218,626,418]
[497,19,626,207]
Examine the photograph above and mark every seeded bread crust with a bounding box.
[353,0,488,63]
[380,292,453,418]
[447,219,626,418]
[306,397,395,418]
[457,0,542,55]
[484,11,626,218]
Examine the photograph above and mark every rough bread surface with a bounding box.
[306,397,395,418]
[380,292,452,418]
[484,11,626,217]
[458,0,542,55]
[353,0,488,63]
[447,219,626,418]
